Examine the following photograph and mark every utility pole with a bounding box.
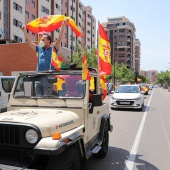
[71,0,73,62]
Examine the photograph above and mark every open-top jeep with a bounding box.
[0,68,112,170]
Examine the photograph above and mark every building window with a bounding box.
[0,12,1,20]
[14,35,22,42]
[87,14,91,19]
[87,30,90,34]
[70,35,75,41]
[25,11,29,18]
[13,2,22,13]
[25,0,29,3]
[46,0,49,1]
[32,1,35,8]
[79,22,81,27]
[13,19,22,28]
[119,35,125,39]
[119,54,125,57]
[56,4,60,10]
[61,0,63,4]
[119,29,125,33]
[70,6,75,12]
[79,13,81,18]
[87,22,90,26]
[32,14,35,20]
[41,6,45,12]
[118,60,124,64]
[87,45,90,49]
[87,38,90,42]
[118,48,125,51]
[46,8,49,14]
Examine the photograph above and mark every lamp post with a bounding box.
[70,0,73,62]
[114,60,116,88]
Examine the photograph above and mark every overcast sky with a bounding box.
[80,0,170,72]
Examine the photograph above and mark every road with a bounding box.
[87,87,170,170]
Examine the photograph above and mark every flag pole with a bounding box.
[98,21,100,72]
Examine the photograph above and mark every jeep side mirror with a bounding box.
[89,94,102,114]
[92,94,102,106]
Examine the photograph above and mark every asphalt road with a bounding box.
[87,87,170,170]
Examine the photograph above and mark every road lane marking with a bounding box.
[124,90,154,170]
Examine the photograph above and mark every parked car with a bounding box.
[0,76,16,113]
[110,84,145,111]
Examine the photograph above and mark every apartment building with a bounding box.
[0,0,96,51]
[102,16,137,72]
[140,70,158,83]
[135,39,141,75]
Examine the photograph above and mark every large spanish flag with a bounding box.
[51,47,62,70]
[98,22,112,75]
[26,15,83,37]
[82,54,91,80]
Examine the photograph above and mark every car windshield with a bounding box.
[14,73,85,99]
[115,86,140,93]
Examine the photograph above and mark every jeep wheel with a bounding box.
[46,147,81,170]
[96,123,109,158]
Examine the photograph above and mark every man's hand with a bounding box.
[21,25,27,33]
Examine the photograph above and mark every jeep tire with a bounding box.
[95,123,109,158]
[46,146,81,170]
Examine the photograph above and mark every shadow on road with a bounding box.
[86,146,158,170]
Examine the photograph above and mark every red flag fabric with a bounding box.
[82,54,91,80]
[51,47,62,70]
[65,17,84,37]
[26,15,83,37]
[98,22,112,75]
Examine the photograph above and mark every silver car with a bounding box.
[110,84,145,111]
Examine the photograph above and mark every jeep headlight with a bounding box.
[25,129,38,144]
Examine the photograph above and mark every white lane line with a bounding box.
[124,90,154,170]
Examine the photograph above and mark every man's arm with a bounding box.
[54,20,67,50]
[21,25,36,51]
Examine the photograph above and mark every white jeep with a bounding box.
[0,68,112,170]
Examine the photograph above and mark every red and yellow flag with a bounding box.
[82,54,91,80]
[98,22,112,75]
[137,77,141,83]
[65,17,83,37]
[26,15,83,37]
[51,47,62,70]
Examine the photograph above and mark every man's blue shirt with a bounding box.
[36,46,58,71]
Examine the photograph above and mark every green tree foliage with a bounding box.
[138,75,149,83]
[156,70,170,85]
[72,44,98,68]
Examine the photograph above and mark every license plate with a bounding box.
[120,102,130,104]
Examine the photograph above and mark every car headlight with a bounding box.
[111,96,117,100]
[135,97,141,100]
[25,129,38,144]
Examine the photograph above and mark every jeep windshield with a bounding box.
[13,73,85,99]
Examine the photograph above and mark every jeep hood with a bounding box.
[0,109,81,137]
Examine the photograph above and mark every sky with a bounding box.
[80,0,170,72]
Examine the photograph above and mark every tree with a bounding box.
[72,44,98,68]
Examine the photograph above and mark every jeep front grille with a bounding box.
[0,123,42,148]
[0,125,20,145]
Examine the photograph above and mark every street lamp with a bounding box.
[114,60,116,87]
